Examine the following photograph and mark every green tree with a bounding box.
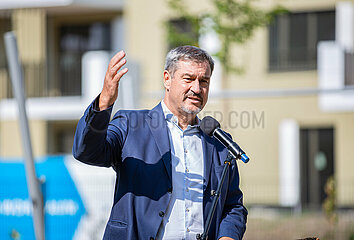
[166,0,287,74]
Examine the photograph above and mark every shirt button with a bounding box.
[186,208,190,212]
[186,168,189,173]
[186,188,189,192]
[159,211,165,217]
[184,149,188,153]
[187,228,190,232]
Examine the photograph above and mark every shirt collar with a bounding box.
[161,101,200,131]
[161,100,175,122]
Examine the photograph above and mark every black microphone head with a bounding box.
[200,116,220,136]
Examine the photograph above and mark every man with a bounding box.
[73,46,247,240]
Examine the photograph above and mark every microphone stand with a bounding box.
[196,153,236,240]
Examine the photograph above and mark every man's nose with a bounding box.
[190,80,201,94]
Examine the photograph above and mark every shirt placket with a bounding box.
[173,119,189,239]
[184,130,192,238]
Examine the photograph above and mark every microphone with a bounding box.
[200,116,249,163]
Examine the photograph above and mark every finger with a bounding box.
[113,67,128,82]
[110,58,127,77]
[109,50,126,68]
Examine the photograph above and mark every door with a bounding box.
[300,128,334,209]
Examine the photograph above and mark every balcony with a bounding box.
[318,42,354,112]
[0,50,140,121]
[317,1,354,112]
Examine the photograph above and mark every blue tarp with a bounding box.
[0,155,85,240]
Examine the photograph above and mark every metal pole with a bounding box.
[4,31,45,240]
[197,153,234,240]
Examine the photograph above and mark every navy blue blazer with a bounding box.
[73,99,247,240]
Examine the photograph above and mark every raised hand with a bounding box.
[98,50,128,110]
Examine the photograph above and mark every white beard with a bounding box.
[181,105,202,115]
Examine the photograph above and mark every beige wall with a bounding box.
[0,0,353,206]
[0,9,48,158]
[124,0,354,205]
[336,114,354,205]
[0,68,9,99]
[125,0,214,110]
[264,0,337,11]
[0,120,47,158]
[125,0,167,96]
[195,0,354,205]
[227,27,318,90]
[223,95,354,205]
[12,8,46,64]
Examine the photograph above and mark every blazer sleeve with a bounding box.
[217,161,248,240]
[72,96,128,169]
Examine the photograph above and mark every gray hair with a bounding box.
[164,45,214,77]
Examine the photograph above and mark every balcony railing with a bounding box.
[0,60,82,99]
[268,47,317,72]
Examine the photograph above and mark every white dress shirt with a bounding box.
[156,101,204,240]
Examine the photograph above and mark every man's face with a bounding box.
[164,60,211,116]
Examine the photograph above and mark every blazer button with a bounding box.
[167,187,172,193]
[149,237,155,240]
[159,211,165,217]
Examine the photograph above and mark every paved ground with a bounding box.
[243,208,354,240]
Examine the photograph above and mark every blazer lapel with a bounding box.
[146,103,172,182]
[201,131,215,190]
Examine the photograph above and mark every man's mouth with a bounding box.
[186,96,202,103]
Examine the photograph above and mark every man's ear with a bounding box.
[163,70,171,91]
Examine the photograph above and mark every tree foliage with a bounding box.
[166,0,287,74]
[323,176,337,225]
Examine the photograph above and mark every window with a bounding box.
[269,11,335,72]
[0,17,11,99]
[58,22,111,96]
[0,17,11,68]
[47,121,78,154]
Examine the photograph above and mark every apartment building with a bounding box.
[0,0,353,212]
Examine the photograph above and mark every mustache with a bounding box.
[184,91,203,102]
